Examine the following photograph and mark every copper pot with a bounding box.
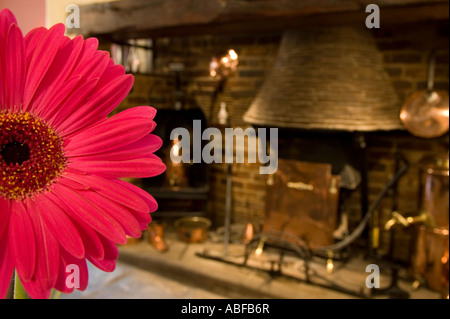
[175,216,211,243]
[411,157,449,295]
[411,225,449,293]
[147,221,168,252]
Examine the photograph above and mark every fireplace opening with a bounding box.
[276,129,362,190]
[142,107,210,218]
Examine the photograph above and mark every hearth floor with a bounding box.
[62,227,442,300]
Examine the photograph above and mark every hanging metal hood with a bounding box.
[243,27,404,131]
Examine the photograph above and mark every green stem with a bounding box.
[49,289,61,299]
[13,271,30,299]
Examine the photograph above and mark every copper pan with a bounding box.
[175,216,211,243]
[400,51,449,138]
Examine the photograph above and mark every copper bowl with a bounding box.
[174,216,211,243]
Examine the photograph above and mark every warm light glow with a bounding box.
[440,109,449,117]
[210,59,218,69]
[209,57,218,77]
[229,49,238,60]
[426,91,440,103]
[172,139,180,157]
[209,49,239,78]
[255,238,265,257]
[326,260,334,273]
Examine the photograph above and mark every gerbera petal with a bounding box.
[26,200,60,292]
[20,277,51,299]
[73,50,111,80]
[45,182,127,244]
[36,49,112,123]
[96,64,126,88]
[0,216,14,299]
[111,179,158,229]
[57,74,134,136]
[63,175,154,231]
[61,172,150,213]
[55,250,88,294]
[77,190,143,237]
[113,178,159,213]
[0,198,13,299]
[3,24,25,111]
[60,172,154,234]
[69,134,163,161]
[0,9,20,111]
[58,174,143,237]
[0,9,17,37]
[27,35,84,116]
[34,75,84,120]
[39,58,125,129]
[42,76,99,127]
[73,222,105,261]
[68,37,101,79]
[8,200,36,281]
[44,179,105,260]
[64,106,157,156]
[23,23,67,110]
[23,26,46,56]
[68,156,166,179]
[0,197,11,236]
[35,194,85,259]
[87,235,118,273]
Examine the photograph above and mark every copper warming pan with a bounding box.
[400,52,449,138]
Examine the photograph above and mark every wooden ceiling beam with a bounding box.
[74,0,449,39]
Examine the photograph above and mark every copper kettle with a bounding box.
[400,51,449,138]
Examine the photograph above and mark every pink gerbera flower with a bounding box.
[0,9,165,298]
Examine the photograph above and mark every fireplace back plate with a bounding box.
[264,159,339,249]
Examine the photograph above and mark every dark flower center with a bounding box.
[0,111,67,200]
[1,140,30,165]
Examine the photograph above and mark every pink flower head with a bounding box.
[0,9,166,298]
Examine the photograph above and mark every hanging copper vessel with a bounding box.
[400,51,449,138]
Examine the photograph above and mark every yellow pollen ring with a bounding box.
[0,111,67,200]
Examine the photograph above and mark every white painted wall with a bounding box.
[0,0,46,34]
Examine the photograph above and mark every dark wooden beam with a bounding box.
[74,0,449,39]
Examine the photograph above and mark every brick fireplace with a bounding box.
[109,20,449,265]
